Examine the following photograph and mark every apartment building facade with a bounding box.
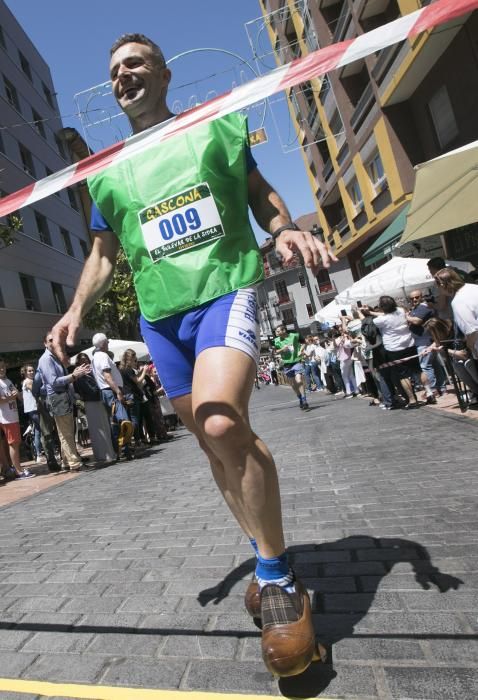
[0,0,91,358]
[259,0,478,279]
[258,236,322,340]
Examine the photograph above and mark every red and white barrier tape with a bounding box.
[377,352,424,370]
[0,0,476,219]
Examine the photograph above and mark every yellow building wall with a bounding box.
[259,0,414,257]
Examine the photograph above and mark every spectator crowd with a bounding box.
[1,257,477,483]
[0,331,177,485]
[260,257,478,412]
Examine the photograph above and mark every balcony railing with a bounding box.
[333,2,352,43]
[332,217,351,241]
[264,257,301,278]
[307,104,319,129]
[270,291,295,307]
[371,42,404,85]
[323,158,334,181]
[317,280,337,297]
[336,141,350,167]
[350,83,375,132]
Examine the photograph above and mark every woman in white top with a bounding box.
[371,296,421,409]
[435,267,478,359]
[21,364,43,462]
[312,336,328,387]
[300,336,323,391]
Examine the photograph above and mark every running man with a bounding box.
[52,34,334,676]
[274,325,309,409]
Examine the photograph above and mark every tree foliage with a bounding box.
[84,248,140,339]
[0,214,22,249]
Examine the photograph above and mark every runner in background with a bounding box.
[274,325,309,410]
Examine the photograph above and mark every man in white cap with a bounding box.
[91,333,132,459]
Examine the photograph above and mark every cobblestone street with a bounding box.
[0,386,477,699]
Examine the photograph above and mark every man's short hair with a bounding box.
[110,33,166,66]
[379,295,397,314]
[428,256,445,271]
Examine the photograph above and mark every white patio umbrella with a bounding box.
[315,299,353,326]
[70,339,151,364]
[334,256,435,306]
[398,139,478,246]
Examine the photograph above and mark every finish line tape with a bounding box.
[0,0,476,219]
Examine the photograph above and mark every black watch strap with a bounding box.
[271,223,299,239]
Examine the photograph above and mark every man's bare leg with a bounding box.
[172,393,254,539]
[173,347,285,557]
[172,347,317,676]
[287,372,308,409]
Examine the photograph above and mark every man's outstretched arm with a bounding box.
[52,230,120,364]
[247,168,338,274]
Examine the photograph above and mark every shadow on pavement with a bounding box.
[197,535,467,697]
[269,403,324,413]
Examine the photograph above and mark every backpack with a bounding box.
[31,369,43,400]
[361,317,379,345]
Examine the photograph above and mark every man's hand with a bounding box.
[50,231,120,366]
[51,309,82,366]
[274,229,338,276]
[72,364,91,380]
[277,344,292,355]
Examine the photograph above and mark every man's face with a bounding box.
[409,292,422,308]
[275,326,287,338]
[110,42,170,120]
[44,334,54,350]
[0,362,6,378]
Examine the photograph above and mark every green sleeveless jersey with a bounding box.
[274,332,301,365]
[88,113,263,321]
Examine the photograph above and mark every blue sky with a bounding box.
[6,0,317,242]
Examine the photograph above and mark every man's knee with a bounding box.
[200,412,250,448]
[202,413,238,440]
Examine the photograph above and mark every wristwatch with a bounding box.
[271,222,299,239]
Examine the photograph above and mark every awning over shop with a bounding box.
[362,204,411,267]
[398,139,478,247]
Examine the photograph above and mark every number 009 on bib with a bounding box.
[139,182,225,262]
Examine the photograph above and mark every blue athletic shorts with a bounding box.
[284,362,305,379]
[140,288,260,399]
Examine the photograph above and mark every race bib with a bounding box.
[139,183,225,262]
